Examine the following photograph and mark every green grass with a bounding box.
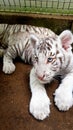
[0,6,73,15]
[0,0,73,15]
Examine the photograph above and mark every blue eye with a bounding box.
[47,57,53,62]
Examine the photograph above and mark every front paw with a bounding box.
[54,87,73,111]
[3,62,16,74]
[29,94,50,120]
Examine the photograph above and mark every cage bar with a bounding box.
[0,0,73,15]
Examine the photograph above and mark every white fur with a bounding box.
[59,30,73,45]
[3,55,16,74]
[29,30,73,120]
[29,68,50,120]
[3,62,15,74]
[54,73,73,111]
[2,29,73,120]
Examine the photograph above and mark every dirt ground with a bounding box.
[0,58,73,130]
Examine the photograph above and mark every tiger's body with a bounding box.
[0,24,73,120]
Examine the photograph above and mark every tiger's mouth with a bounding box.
[37,76,53,84]
[37,76,46,83]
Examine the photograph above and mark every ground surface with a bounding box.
[0,59,73,130]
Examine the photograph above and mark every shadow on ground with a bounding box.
[0,59,73,130]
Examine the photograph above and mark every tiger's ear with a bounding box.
[59,30,73,50]
[29,34,39,48]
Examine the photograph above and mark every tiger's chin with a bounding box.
[38,77,53,84]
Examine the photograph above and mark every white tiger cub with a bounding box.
[0,24,73,120]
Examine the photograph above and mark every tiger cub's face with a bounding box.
[30,30,73,83]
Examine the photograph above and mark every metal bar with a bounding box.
[57,0,59,9]
[24,0,26,7]
[35,0,37,8]
[19,0,21,7]
[13,0,16,6]
[52,0,53,8]
[68,0,71,10]
[46,0,48,8]
[40,0,42,8]
[30,0,31,7]
[8,0,11,6]
[62,0,65,9]
[0,0,73,15]
[3,0,6,6]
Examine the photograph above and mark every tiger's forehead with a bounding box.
[36,37,57,55]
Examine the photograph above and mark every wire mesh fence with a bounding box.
[0,0,73,15]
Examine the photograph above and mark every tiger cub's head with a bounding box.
[30,30,73,83]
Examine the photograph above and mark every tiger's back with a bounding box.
[0,24,56,47]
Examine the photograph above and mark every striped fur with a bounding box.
[1,24,73,120]
[0,24,73,81]
[0,24,55,48]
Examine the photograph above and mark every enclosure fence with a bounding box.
[0,0,73,15]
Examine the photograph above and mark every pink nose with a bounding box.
[38,75,45,80]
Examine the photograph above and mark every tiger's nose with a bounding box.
[37,74,45,81]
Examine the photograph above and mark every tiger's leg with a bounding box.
[29,67,51,120]
[3,45,17,74]
[54,73,73,111]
